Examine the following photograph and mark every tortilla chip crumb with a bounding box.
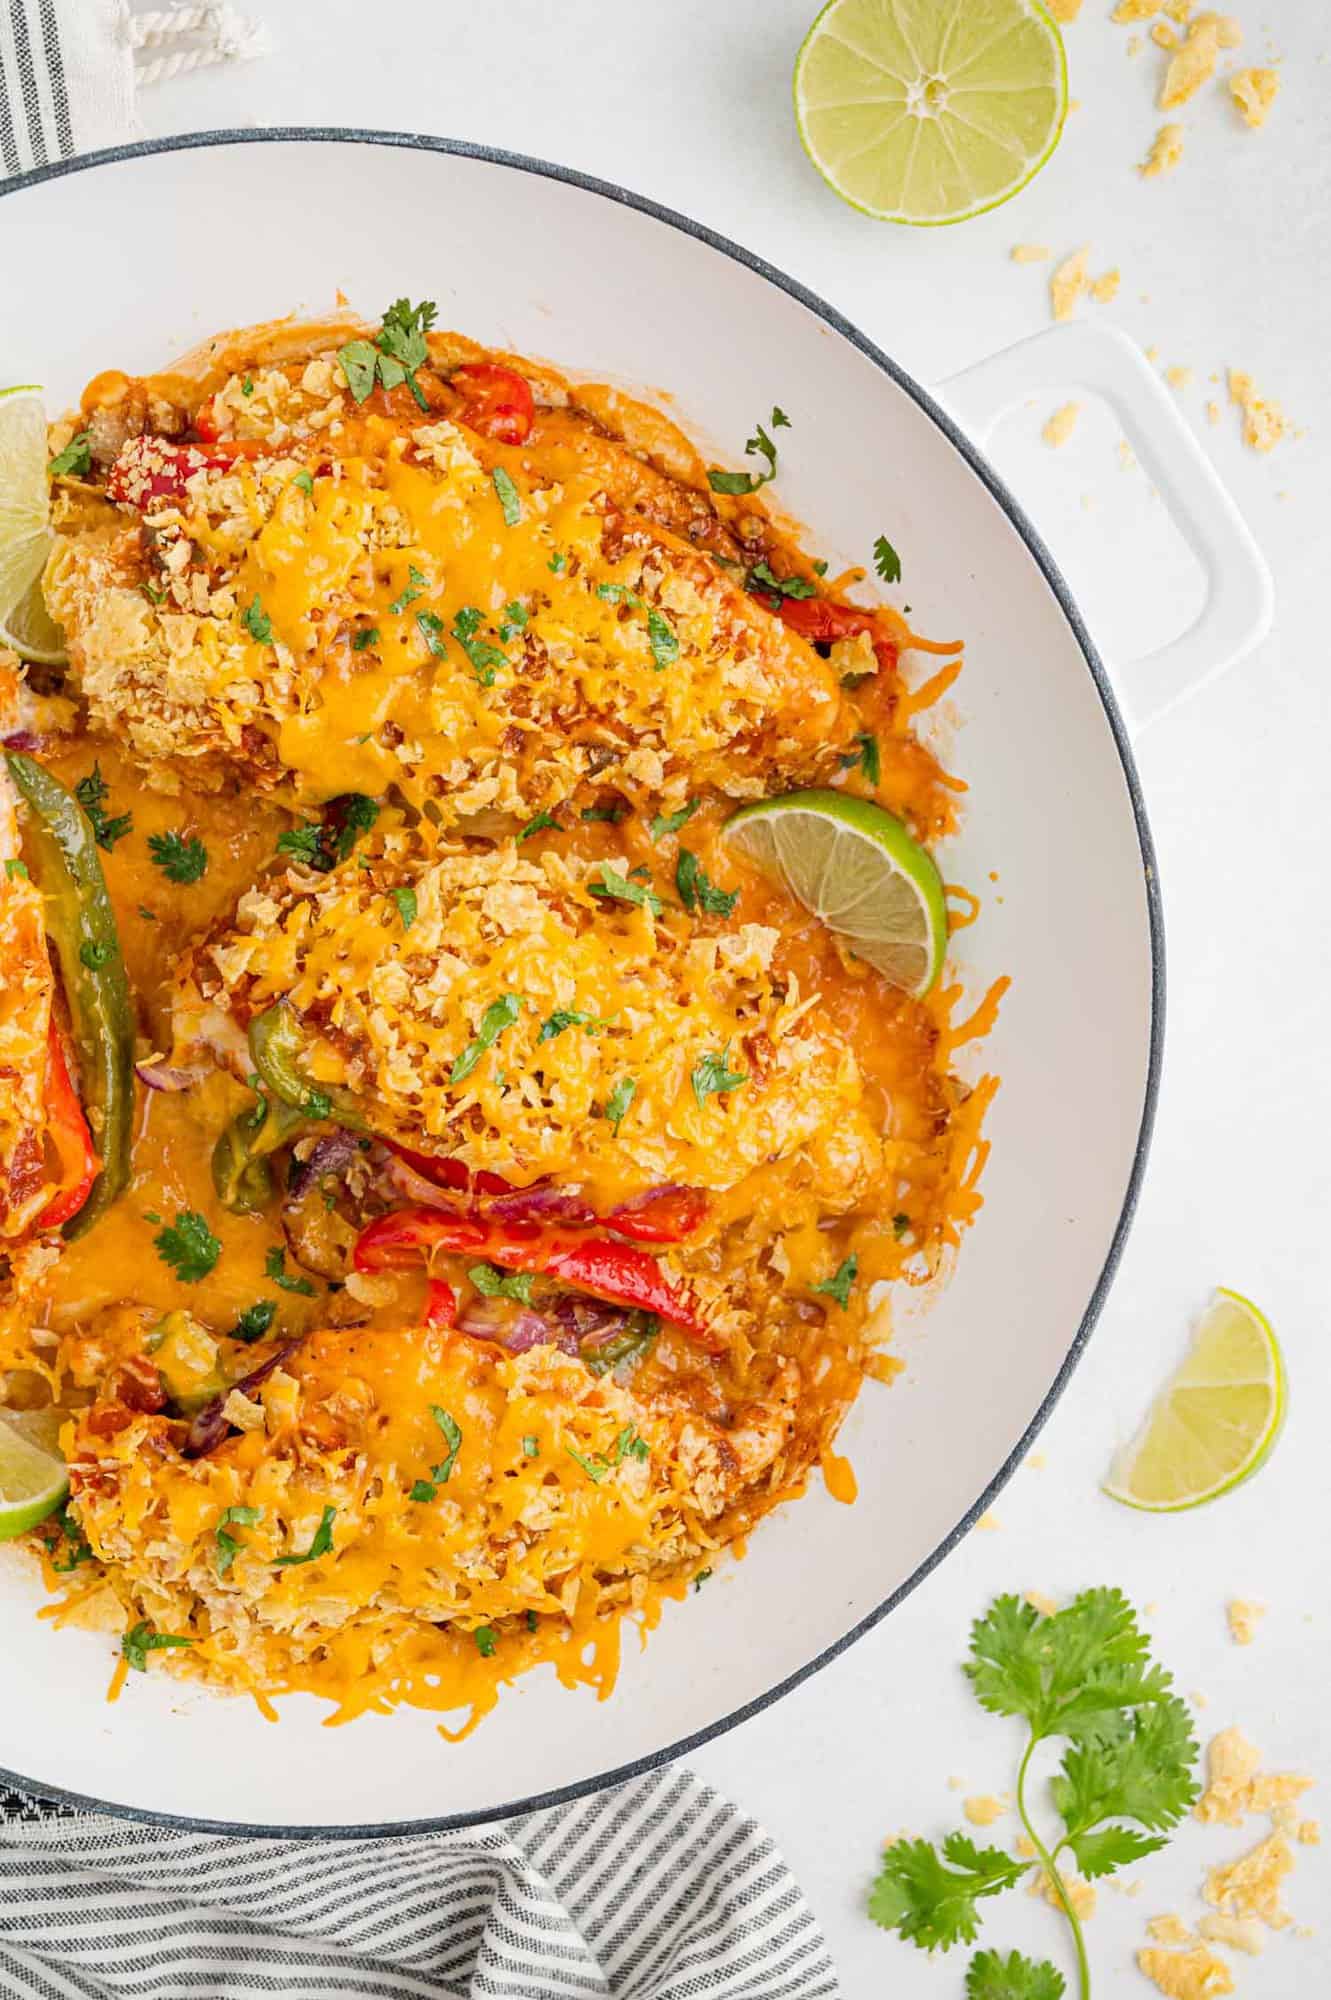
[1230,67,1279,127]
[1091,268,1121,302]
[1206,401,1221,425]
[1136,1947,1235,1999]
[1196,1727,1314,1827]
[1031,1866,1097,1920]
[1297,1820,1320,1846]
[1227,1597,1265,1644]
[1127,33,1143,54]
[1198,1914,1264,1955]
[1112,0,1157,19]
[1043,403,1081,449]
[1011,243,1052,263]
[1118,440,1137,469]
[1026,1451,1047,1469]
[1204,1832,1294,1930]
[1166,366,1194,390]
[1161,0,1194,18]
[1152,21,1180,48]
[1141,123,1186,177]
[963,1794,1007,1827]
[1015,1833,1038,1860]
[1160,15,1241,109]
[1025,1589,1058,1616]
[1147,1915,1194,1945]
[1050,245,1091,322]
[974,1510,1001,1532]
[1228,371,1287,452]
[1046,0,1083,19]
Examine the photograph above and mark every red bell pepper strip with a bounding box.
[422,1278,458,1329]
[606,1184,710,1244]
[768,592,898,674]
[38,1022,100,1230]
[449,364,534,446]
[387,1142,512,1200]
[353,1208,715,1347]
[106,434,272,510]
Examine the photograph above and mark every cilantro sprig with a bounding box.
[707,406,790,496]
[676,848,738,919]
[74,764,132,851]
[154,1210,221,1283]
[121,1622,194,1673]
[451,993,523,1086]
[868,1590,1199,1999]
[148,830,208,884]
[339,298,438,411]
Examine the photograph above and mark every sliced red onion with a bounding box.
[287,1128,364,1199]
[548,1292,626,1340]
[457,1300,578,1356]
[183,1340,301,1458]
[134,1059,200,1093]
[483,1183,596,1227]
[382,1149,472,1215]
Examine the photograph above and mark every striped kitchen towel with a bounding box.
[0,1769,840,1998]
[0,2,267,180]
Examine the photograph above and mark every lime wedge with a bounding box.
[0,1406,69,1541]
[793,0,1068,225]
[0,384,65,666]
[1103,1290,1286,1512]
[722,788,947,996]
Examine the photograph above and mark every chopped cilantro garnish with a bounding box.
[141,581,166,605]
[276,824,324,866]
[583,1312,659,1379]
[214,1504,263,1579]
[522,1435,540,1458]
[646,607,679,671]
[240,376,254,398]
[589,863,662,916]
[469,1263,536,1305]
[537,1008,604,1043]
[154,1210,221,1283]
[604,1075,637,1134]
[79,939,112,970]
[339,300,437,411]
[566,1444,609,1484]
[412,1406,464,1500]
[4,858,28,880]
[240,595,273,644]
[121,1622,194,1672]
[272,1504,336,1568]
[597,581,642,606]
[389,885,417,930]
[839,732,881,785]
[231,1300,277,1342]
[675,848,738,918]
[814,1254,858,1309]
[693,1567,713,1592]
[265,1246,315,1296]
[351,625,379,651]
[610,1425,650,1465]
[746,560,817,601]
[548,550,568,573]
[474,1625,498,1658]
[690,1046,747,1111]
[49,1504,92,1574]
[147,830,208,884]
[48,431,92,478]
[498,600,529,641]
[518,809,559,841]
[450,606,507,686]
[416,609,448,659]
[893,1212,911,1239]
[74,764,132,851]
[707,406,790,495]
[451,993,523,1085]
[292,469,314,496]
[649,798,700,842]
[872,533,902,584]
[388,566,427,614]
[492,466,522,525]
[812,559,829,577]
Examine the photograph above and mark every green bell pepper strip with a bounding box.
[247,1002,364,1128]
[5,752,135,1240]
[211,1092,305,1214]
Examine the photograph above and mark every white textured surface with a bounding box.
[119,1,1331,1987]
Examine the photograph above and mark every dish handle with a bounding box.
[936,324,1274,734]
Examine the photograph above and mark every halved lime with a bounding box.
[722,788,947,996]
[1103,1289,1286,1513]
[793,0,1069,225]
[0,1407,69,1541]
[0,385,65,666]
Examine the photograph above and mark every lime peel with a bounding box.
[0,384,66,665]
[0,1408,70,1542]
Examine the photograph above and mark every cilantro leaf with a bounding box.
[1052,1695,1199,1851]
[451,606,507,686]
[337,339,379,403]
[646,607,679,671]
[839,731,880,784]
[389,885,417,931]
[597,581,642,606]
[675,848,738,918]
[147,830,208,884]
[292,470,315,496]
[389,565,426,614]
[519,809,560,841]
[154,1210,221,1283]
[231,1300,277,1343]
[707,407,790,496]
[604,1075,636,1134]
[74,764,132,850]
[873,534,903,584]
[690,1045,747,1110]
[451,993,523,1085]
[4,858,28,880]
[869,1835,1026,1951]
[214,1505,263,1579]
[522,1435,540,1457]
[469,1264,536,1305]
[649,798,700,842]
[814,1253,858,1309]
[49,431,92,479]
[566,1443,610,1483]
[746,560,817,601]
[429,1405,462,1483]
[121,1623,195,1673]
[272,1504,336,1567]
[351,624,379,651]
[241,595,273,644]
[474,1625,498,1657]
[589,863,662,917]
[265,1246,315,1296]
[537,1008,604,1043]
[492,466,521,525]
[966,1950,1065,2000]
[276,824,324,867]
[376,297,437,411]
